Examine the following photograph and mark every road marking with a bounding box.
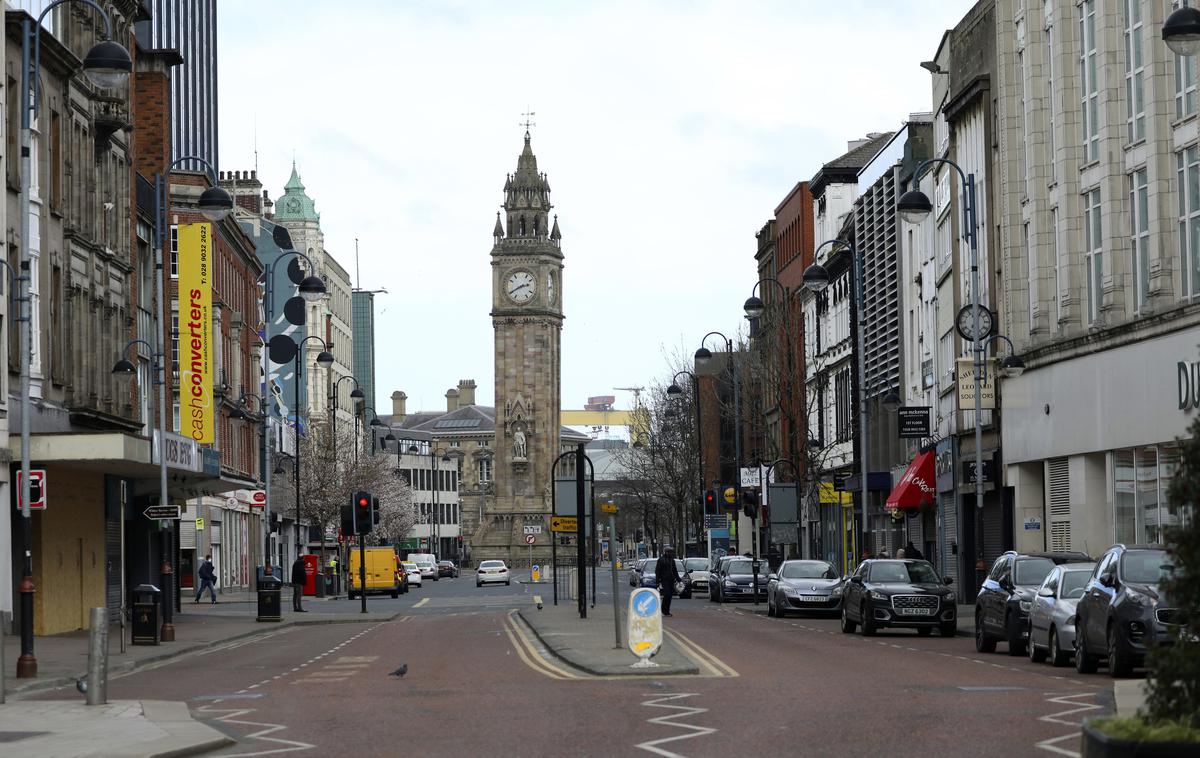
[1034,692,1105,757]
[502,610,582,680]
[195,704,314,756]
[413,598,429,608]
[663,629,738,678]
[635,693,716,757]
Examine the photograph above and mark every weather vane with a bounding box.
[520,108,536,133]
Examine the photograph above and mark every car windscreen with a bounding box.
[869,561,939,584]
[1060,570,1090,599]
[480,561,505,569]
[1121,550,1171,584]
[685,558,708,571]
[780,561,837,579]
[675,559,685,573]
[1014,558,1056,586]
[728,560,763,575]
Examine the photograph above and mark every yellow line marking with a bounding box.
[503,610,583,680]
[665,628,739,678]
[413,598,429,608]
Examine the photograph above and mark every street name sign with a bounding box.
[551,516,578,533]
[144,505,181,520]
[522,524,542,535]
[627,587,662,668]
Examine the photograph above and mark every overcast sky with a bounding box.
[219,0,975,418]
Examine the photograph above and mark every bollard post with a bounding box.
[1,610,7,704]
[86,607,108,705]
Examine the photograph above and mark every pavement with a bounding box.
[517,598,700,676]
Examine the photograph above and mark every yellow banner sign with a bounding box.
[178,223,214,443]
[551,516,578,533]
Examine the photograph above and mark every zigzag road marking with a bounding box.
[1034,692,1105,757]
[635,693,716,758]
[195,704,315,757]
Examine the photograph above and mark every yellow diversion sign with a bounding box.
[550,516,578,533]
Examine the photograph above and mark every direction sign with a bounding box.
[550,516,578,533]
[522,524,542,535]
[703,514,728,530]
[627,588,663,667]
[601,502,618,514]
[143,505,181,520]
[524,533,536,545]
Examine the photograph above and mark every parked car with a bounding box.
[409,553,439,581]
[401,561,422,588]
[708,556,738,601]
[1027,562,1096,667]
[712,557,768,603]
[477,559,511,587]
[1075,544,1178,677]
[840,559,957,637]
[632,558,692,598]
[437,560,459,578]
[975,550,1092,655]
[629,558,653,587]
[766,559,843,617]
[684,558,710,594]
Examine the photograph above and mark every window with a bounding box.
[1025,223,1035,323]
[171,312,180,375]
[1046,7,1056,182]
[834,367,852,442]
[1018,45,1029,196]
[478,458,492,484]
[1114,444,1182,545]
[1124,0,1145,142]
[1179,146,1200,299]
[1129,168,1149,311]
[1051,208,1062,324]
[169,226,179,278]
[1177,37,1198,120]
[1079,0,1099,162]
[1083,188,1102,323]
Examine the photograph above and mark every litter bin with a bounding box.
[132,584,161,646]
[257,571,282,622]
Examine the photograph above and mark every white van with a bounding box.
[409,553,439,581]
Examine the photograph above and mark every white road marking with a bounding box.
[195,704,315,756]
[413,598,429,608]
[636,693,716,757]
[1034,692,1105,757]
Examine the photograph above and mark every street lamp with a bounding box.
[695,331,741,553]
[13,0,132,678]
[232,393,277,570]
[1164,3,1200,56]
[896,158,988,526]
[985,335,1026,380]
[331,375,363,466]
[667,370,703,557]
[292,336,334,558]
[430,448,453,559]
[882,389,902,413]
[802,238,868,575]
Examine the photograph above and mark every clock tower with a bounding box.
[475,130,564,564]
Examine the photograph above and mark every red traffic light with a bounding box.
[357,497,369,506]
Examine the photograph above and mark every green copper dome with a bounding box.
[274,161,320,222]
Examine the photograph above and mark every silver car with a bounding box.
[684,557,710,592]
[1027,562,1096,667]
[767,559,843,617]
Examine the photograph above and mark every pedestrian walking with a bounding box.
[291,555,308,612]
[904,541,924,560]
[895,548,906,559]
[655,546,681,617]
[195,555,217,604]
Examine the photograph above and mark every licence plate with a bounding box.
[799,595,827,603]
[899,608,933,616]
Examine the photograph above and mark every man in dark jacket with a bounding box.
[655,547,681,617]
[194,555,217,604]
[904,541,924,561]
[291,556,308,612]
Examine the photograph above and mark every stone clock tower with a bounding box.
[475,131,564,565]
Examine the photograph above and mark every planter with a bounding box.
[1082,721,1200,758]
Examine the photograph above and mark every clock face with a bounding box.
[505,270,536,304]
[547,271,557,304]
[955,304,994,341]
[285,197,300,213]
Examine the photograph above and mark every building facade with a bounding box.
[351,290,376,409]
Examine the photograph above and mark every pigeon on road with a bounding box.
[389,664,408,678]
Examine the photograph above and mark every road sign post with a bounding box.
[609,509,620,649]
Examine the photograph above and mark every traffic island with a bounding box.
[516,602,700,677]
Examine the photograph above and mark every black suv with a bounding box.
[840,559,957,637]
[1075,544,1177,677]
[975,550,1091,656]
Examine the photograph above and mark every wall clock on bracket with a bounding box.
[505,270,536,304]
[954,304,994,342]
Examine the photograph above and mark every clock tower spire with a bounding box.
[475,130,565,565]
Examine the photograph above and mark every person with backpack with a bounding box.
[195,555,217,604]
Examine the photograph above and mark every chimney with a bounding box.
[457,379,476,406]
[391,390,407,419]
[446,388,460,412]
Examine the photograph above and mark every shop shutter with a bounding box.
[982,500,1003,564]
[939,492,958,586]
[210,522,222,544]
[179,520,197,550]
[1048,457,1071,552]
[105,515,122,623]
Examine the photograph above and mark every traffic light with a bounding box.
[269,512,280,533]
[371,495,381,526]
[742,489,757,520]
[704,490,716,514]
[341,504,355,538]
[351,490,373,535]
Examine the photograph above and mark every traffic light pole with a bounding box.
[359,536,367,614]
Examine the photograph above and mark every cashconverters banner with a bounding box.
[178,222,214,443]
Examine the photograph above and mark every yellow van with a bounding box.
[347,547,405,599]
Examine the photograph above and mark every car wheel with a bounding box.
[776,599,787,619]
[1108,623,1134,678]
[917,627,932,637]
[975,612,996,653]
[939,621,957,637]
[1029,634,1047,663]
[1075,625,1099,674]
[1006,613,1027,657]
[860,603,877,636]
[766,595,775,616]
[506,580,511,586]
[1048,628,1069,668]
[476,582,482,588]
[840,604,856,634]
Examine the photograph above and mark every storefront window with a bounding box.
[1113,444,1182,545]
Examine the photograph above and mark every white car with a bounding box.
[476,560,511,587]
[402,562,422,588]
[409,554,439,581]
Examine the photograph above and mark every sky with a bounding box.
[219,0,976,417]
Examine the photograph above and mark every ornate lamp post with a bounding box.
[695,331,741,553]
[292,337,335,557]
[666,371,702,556]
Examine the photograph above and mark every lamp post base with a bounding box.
[17,576,36,678]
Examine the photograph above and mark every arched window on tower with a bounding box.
[519,217,526,236]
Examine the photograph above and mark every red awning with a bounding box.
[885,450,936,511]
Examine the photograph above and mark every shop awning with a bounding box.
[885,450,936,512]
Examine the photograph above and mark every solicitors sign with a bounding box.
[178,223,214,444]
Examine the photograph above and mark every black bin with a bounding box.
[257,571,282,622]
[132,584,161,645]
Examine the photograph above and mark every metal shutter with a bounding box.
[939,492,958,586]
[210,522,222,544]
[179,520,197,550]
[105,516,122,623]
[1048,458,1071,552]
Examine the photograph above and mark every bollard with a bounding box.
[1,610,7,704]
[86,607,108,705]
